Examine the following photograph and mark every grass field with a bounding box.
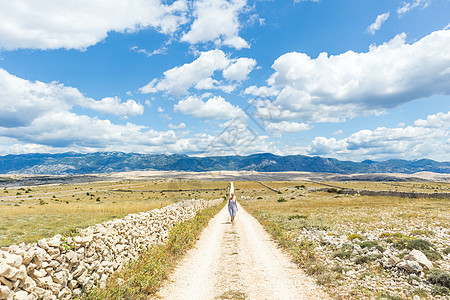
[0,179,228,247]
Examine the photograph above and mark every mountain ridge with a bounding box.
[0,152,449,175]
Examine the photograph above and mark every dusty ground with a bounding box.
[153,203,329,300]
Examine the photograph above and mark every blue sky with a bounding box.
[0,0,449,161]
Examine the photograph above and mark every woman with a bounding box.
[228,192,238,224]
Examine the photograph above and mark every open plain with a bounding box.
[1,171,449,299]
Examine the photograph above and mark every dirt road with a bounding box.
[154,204,329,299]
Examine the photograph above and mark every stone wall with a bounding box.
[313,188,450,199]
[0,198,223,300]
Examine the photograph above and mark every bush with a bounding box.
[306,263,326,276]
[332,264,348,274]
[359,240,384,252]
[277,198,287,203]
[332,249,352,259]
[393,238,435,251]
[423,250,442,261]
[443,247,450,255]
[354,254,382,264]
[428,268,450,289]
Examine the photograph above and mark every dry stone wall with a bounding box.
[0,198,223,300]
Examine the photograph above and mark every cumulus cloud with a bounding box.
[243,85,280,97]
[181,0,249,49]
[82,97,144,116]
[397,0,431,16]
[140,49,256,95]
[174,95,244,119]
[260,28,450,123]
[0,0,188,50]
[367,12,390,35]
[0,68,192,155]
[266,121,311,133]
[223,58,257,81]
[306,111,450,161]
[0,68,143,127]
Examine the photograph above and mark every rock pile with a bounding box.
[0,198,222,300]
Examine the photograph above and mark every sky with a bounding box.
[0,0,449,162]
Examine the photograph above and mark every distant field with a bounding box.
[0,179,228,247]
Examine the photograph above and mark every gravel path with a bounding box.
[153,204,329,299]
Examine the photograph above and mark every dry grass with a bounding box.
[238,181,449,232]
[0,179,228,247]
[238,180,450,298]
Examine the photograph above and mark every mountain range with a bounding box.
[0,152,449,175]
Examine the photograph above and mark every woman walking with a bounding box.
[228,192,238,224]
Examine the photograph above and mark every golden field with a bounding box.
[0,179,228,247]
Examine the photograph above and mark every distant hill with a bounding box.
[0,152,449,175]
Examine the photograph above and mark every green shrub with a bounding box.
[288,214,307,220]
[277,198,287,203]
[354,254,382,264]
[332,249,352,259]
[332,264,348,274]
[393,238,435,251]
[359,240,384,252]
[423,250,442,261]
[443,247,450,255]
[306,263,326,276]
[428,268,450,289]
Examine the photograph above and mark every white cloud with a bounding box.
[263,28,450,123]
[414,111,450,128]
[140,49,229,95]
[397,0,431,16]
[0,68,143,129]
[0,0,188,50]
[0,111,177,149]
[157,107,165,113]
[82,97,144,116]
[168,122,186,129]
[243,85,280,97]
[181,0,249,49]
[174,95,244,119]
[306,111,450,161]
[223,58,257,81]
[140,49,256,95]
[333,129,344,135]
[266,121,311,133]
[367,12,390,35]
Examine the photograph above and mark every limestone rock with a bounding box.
[37,239,49,251]
[22,276,37,293]
[397,260,422,274]
[32,269,46,278]
[404,249,433,270]
[13,290,28,300]
[2,253,23,268]
[0,285,12,299]
[46,236,62,248]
